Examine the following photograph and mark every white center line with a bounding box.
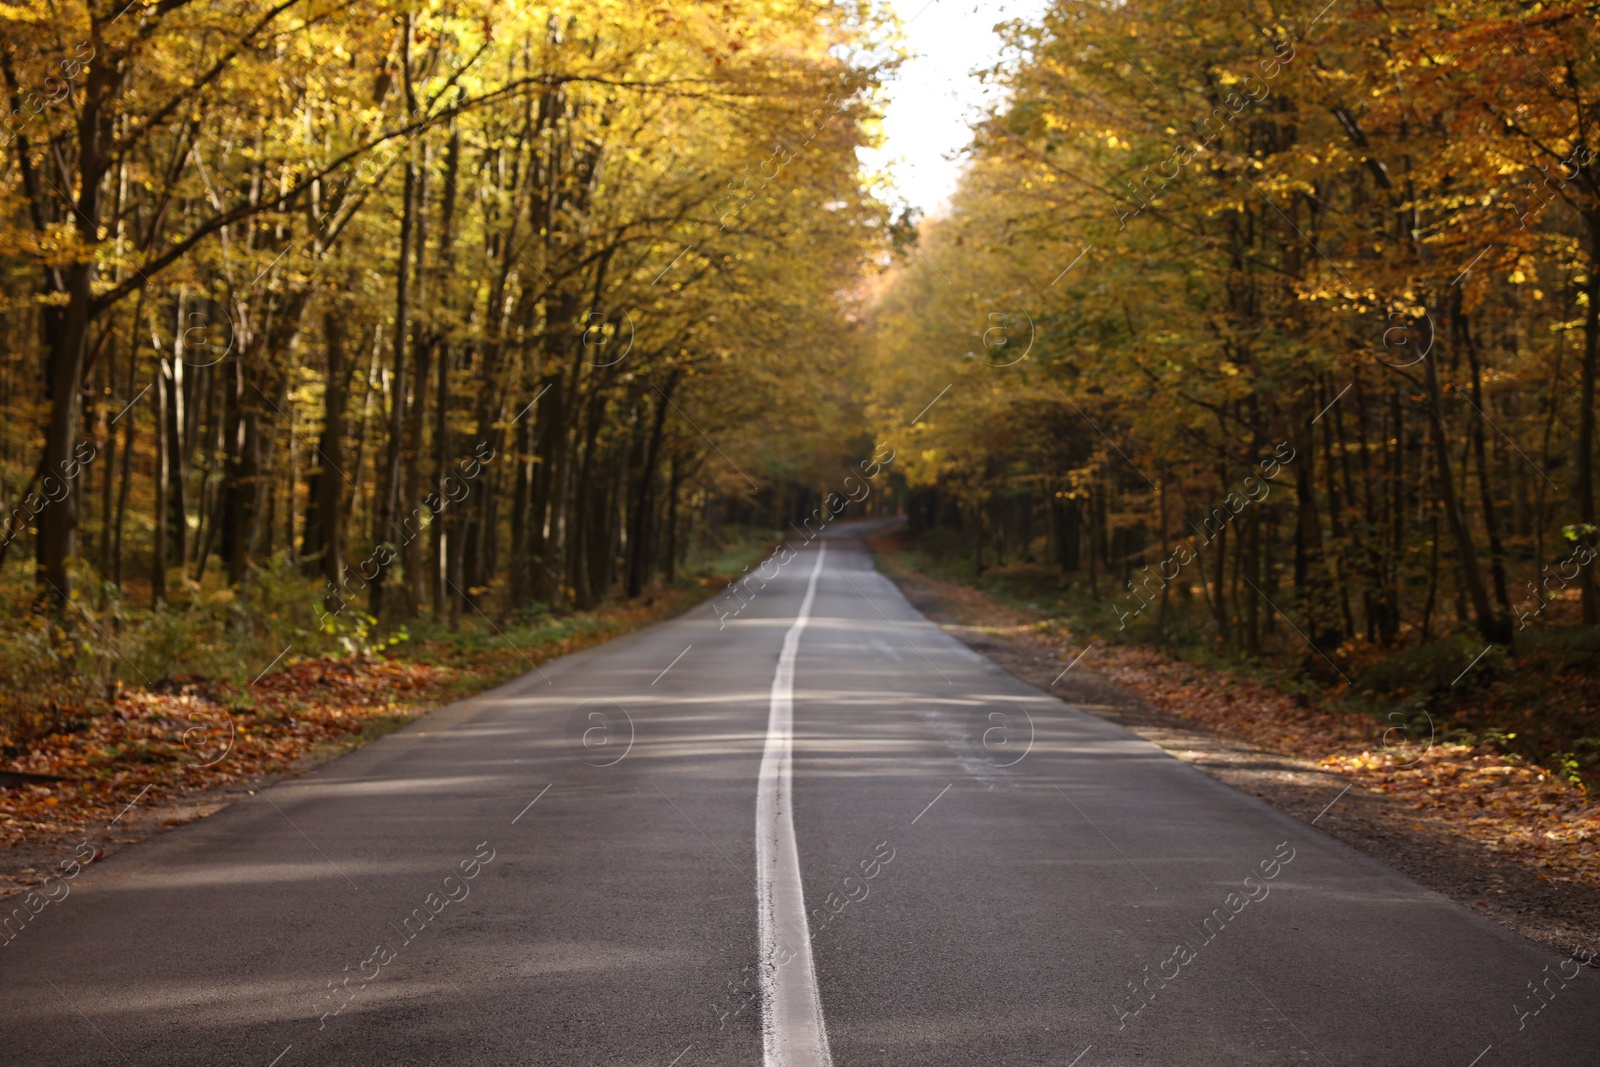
[756,541,832,1067]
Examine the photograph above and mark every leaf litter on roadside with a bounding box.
[875,553,1600,892]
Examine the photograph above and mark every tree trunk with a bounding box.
[627,373,678,597]
[1462,305,1515,646]
[304,309,348,594]
[404,149,431,615]
[1421,324,1508,645]
[1576,219,1599,624]
[372,155,417,620]
[152,356,170,605]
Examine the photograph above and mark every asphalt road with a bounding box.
[2,522,1595,1066]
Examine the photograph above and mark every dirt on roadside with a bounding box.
[876,555,1600,965]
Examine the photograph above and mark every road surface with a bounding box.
[2,522,1595,1066]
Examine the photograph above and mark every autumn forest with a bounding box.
[3,0,1599,782]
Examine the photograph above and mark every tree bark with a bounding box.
[1576,219,1599,623]
[1421,320,1509,645]
[304,309,348,594]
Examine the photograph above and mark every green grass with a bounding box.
[0,527,781,753]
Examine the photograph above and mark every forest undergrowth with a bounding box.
[871,528,1600,893]
[0,530,775,878]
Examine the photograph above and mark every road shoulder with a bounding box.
[872,551,1600,964]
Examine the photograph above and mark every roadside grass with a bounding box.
[0,528,777,865]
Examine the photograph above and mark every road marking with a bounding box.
[1066,1045,1093,1067]
[266,1046,293,1067]
[756,540,832,1067]
[1465,1045,1492,1067]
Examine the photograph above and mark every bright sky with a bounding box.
[859,0,1052,218]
